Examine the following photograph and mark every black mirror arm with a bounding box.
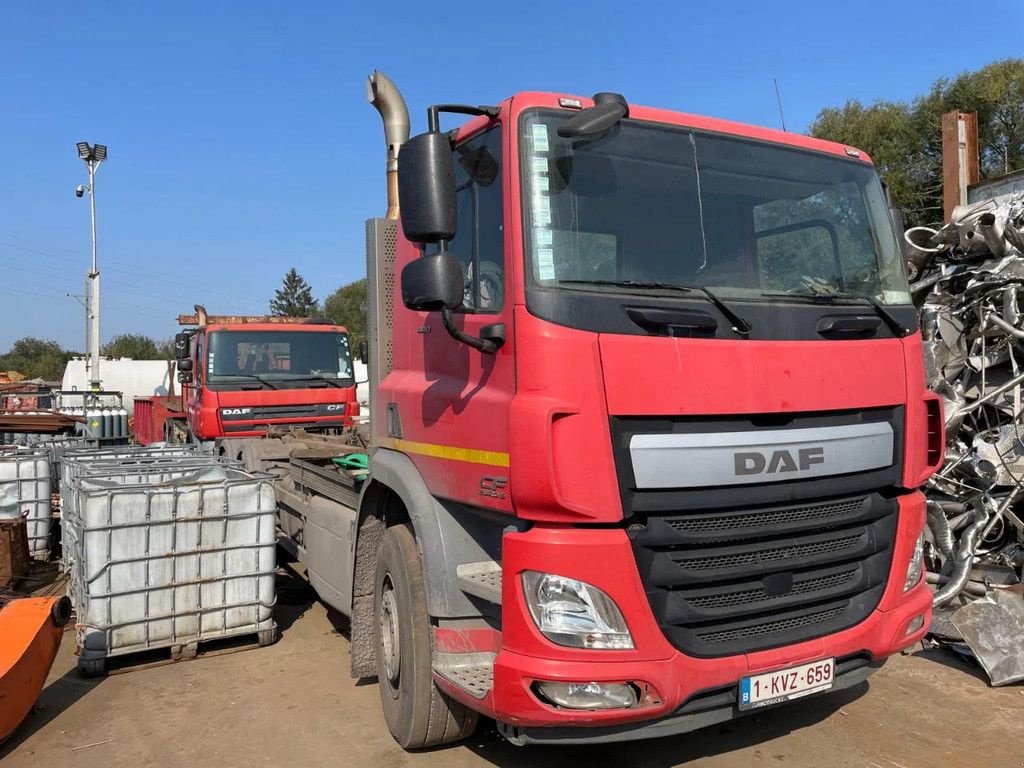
[427,104,499,132]
[440,308,504,354]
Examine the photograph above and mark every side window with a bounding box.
[452,127,504,313]
[195,335,204,385]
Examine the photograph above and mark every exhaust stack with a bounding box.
[367,70,410,220]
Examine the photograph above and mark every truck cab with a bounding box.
[136,309,359,444]
[274,74,943,750]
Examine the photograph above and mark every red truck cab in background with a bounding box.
[134,307,359,444]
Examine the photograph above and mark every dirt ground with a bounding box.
[4,569,1023,768]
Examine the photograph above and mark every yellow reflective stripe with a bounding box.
[380,438,510,468]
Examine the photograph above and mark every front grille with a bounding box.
[667,498,862,538]
[677,535,860,572]
[697,605,847,645]
[630,493,898,658]
[219,403,348,426]
[686,569,857,610]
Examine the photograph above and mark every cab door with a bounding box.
[393,124,516,513]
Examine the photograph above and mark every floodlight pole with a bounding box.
[87,158,101,392]
[77,144,104,392]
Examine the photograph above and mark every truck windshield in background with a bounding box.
[206,331,354,387]
[520,109,911,305]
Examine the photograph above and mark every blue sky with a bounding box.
[1,0,1021,351]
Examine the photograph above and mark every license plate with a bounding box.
[739,658,834,710]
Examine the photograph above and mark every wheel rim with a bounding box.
[379,574,401,687]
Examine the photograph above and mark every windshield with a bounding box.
[520,109,911,305]
[207,330,353,383]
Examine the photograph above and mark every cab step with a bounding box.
[456,561,502,604]
[433,652,495,700]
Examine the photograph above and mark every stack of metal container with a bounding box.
[59,445,278,675]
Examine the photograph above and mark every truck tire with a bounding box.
[374,523,478,748]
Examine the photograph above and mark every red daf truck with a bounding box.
[240,72,942,749]
[134,305,359,444]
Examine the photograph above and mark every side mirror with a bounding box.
[177,370,193,384]
[358,340,369,365]
[400,251,464,311]
[174,332,191,360]
[177,358,194,372]
[398,131,456,243]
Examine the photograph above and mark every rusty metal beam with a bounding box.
[942,111,980,222]
[177,314,318,326]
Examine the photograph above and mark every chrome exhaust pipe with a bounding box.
[367,70,410,220]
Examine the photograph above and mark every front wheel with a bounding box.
[374,523,478,748]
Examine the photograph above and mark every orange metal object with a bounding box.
[0,596,71,743]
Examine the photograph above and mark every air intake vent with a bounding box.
[925,398,943,469]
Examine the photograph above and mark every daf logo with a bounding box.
[222,408,252,416]
[734,447,825,476]
[323,404,344,411]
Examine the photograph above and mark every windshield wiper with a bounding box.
[212,373,279,390]
[558,279,752,339]
[765,289,909,337]
[286,374,349,388]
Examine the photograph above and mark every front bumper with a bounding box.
[497,655,885,745]
[485,491,929,736]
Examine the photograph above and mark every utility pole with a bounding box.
[76,142,107,391]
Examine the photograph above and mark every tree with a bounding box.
[810,58,1024,227]
[270,268,319,316]
[324,278,368,347]
[101,333,171,360]
[0,337,75,381]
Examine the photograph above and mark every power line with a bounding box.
[0,255,208,310]
[0,284,171,320]
[0,239,271,305]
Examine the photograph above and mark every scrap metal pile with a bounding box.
[907,191,1024,685]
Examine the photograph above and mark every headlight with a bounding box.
[904,533,925,591]
[522,571,634,650]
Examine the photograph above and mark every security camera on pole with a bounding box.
[75,141,107,392]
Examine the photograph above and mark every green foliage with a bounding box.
[810,58,1024,227]
[323,278,367,347]
[270,267,319,317]
[0,337,76,381]
[101,333,174,360]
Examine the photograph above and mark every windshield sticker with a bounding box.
[537,248,556,281]
[535,228,553,246]
[534,174,549,192]
[531,124,549,153]
[533,194,551,225]
[532,157,549,174]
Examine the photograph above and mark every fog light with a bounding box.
[906,613,926,636]
[535,681,638,710]
[903,534,925,591]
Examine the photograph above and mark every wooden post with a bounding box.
[942,111,980,221]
